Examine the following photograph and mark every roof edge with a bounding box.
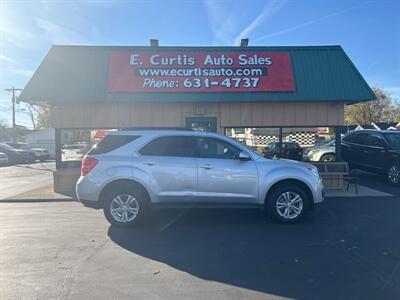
[339,46,376,102]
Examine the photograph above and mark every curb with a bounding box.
[0,198,77,203]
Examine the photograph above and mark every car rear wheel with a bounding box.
[267,184,309,223]
[387,164,400,185]
[103,188,148,227]
[320,154,335,162]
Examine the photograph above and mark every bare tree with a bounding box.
[23,103,51,131]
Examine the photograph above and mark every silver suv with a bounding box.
[76,130,324,226]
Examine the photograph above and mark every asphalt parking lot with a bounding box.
[1,177,400,299]
[0,162,55,199]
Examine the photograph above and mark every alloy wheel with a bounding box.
[276,191,304,220]
[110,194,139,223]
[388,165,400,185]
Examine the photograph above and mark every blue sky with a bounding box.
[0,0,399,128]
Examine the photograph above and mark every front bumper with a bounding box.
[79,199,102,209]
[314,179,325,203]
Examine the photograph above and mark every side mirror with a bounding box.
[238,152,251,161]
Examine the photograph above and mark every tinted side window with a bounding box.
[139,136,197,157]
[351,133,368,145]
[198,137,241,159]
[367,133,386,147]
[89,135,140,155]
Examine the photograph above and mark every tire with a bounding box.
[266,184,309,224]
[387,164,400,185]
[320,154,335,162]
[103,186,149,227]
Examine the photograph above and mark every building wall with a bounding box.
[51,101,344,132]
[24,128,56,158]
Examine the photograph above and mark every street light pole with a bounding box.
[4,87,23,141]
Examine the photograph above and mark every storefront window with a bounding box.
[59,129,114,167]
[225,127,337,162]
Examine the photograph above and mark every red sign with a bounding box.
[107,51,295,93]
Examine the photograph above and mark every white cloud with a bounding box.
[0,54,15,63]
[205,0,288,45]
[234,0,288,45]
[204,0,239,44]
[34,18,84,44]
[254,1,370,42]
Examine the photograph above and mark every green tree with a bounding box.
[345,87,400,125]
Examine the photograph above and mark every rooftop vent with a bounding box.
[150,39,159,47]
[240,38,249,47]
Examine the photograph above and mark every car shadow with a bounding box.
[106,207,393,299]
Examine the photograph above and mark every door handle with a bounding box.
[200,164,213,170]
[143,161,155,166]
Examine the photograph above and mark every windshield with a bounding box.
[325,140,335,147]
[385,132,400,148]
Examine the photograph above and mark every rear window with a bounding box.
[89,135,140,155]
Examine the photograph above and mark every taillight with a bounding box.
[81,156,98,176]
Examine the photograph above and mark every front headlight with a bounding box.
[307,150,315,156]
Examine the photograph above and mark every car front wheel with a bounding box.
[387,164,400,185]
[267,184,309,223]
[103,188,148,227]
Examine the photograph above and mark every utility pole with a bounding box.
[4,87,22,141]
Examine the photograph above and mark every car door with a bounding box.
[363,132,387,171]
[343,132,369,166]
[196,136,258,204]
[135,135,198,203]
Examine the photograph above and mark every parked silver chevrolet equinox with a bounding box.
[76,130,324,226]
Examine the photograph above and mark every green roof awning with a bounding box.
[20,45,376,104]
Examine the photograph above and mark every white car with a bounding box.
[76,130,324,226]
[303,140,336,162]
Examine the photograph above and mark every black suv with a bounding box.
[341,130,400,185]
[262,142,303,161]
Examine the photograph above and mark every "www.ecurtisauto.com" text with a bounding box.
[135,67,267,77]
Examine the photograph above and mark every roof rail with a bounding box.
[118,127,193,131]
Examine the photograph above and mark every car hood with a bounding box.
[257,156,312,168]
[31,148,47,151]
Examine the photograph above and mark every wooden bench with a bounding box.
[311,162,358,192]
